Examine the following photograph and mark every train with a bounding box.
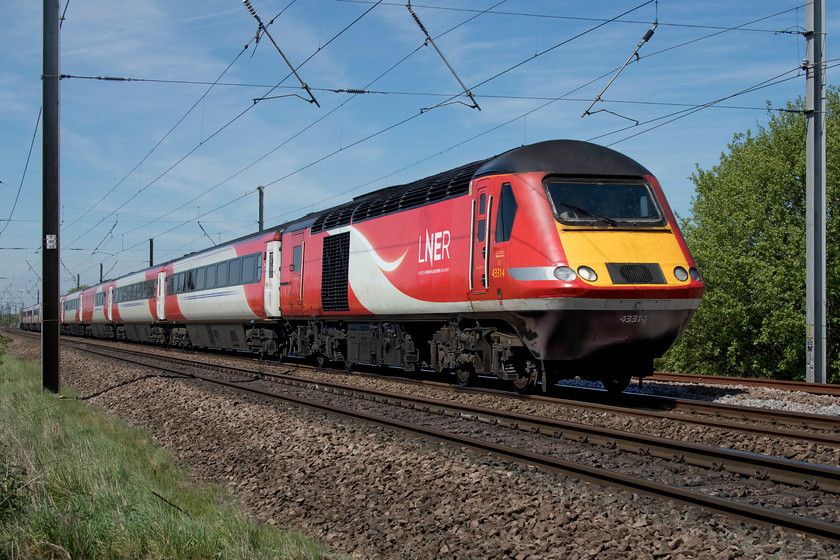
[20,140,704,393]
[19,304,41,331]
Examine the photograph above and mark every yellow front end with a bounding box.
[558,225,693,288]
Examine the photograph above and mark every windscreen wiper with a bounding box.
[556,201,617,227]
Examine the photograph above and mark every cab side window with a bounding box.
[495,183,518,243]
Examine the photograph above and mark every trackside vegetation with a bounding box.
[660,87,839,382]
[0,337,337,560]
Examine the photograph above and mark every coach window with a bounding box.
[495,183,518,243]
[292,246,302,271]
[217,262,229,287]
[242,254,257,284]
[205,266,216,289]
[230,258,242,285]
[195,268,205,291]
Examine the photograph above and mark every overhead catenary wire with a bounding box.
[335,0,802,34]
[57,3,817,286]
[72,0,728,267]
[0,109,40,238]
[65,0,390,277]
[74,0,644,266]
[114,0,722,256]
[62,42,255,244]
[110,0,507,258]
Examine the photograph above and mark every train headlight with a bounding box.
[673,266,689,282]
[577,266,598,282]
[689,267,702,282]
[553,266,577,282]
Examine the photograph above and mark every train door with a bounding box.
[281,230,305,313]
[156,270,166,320]
[470,180,493,294]
[107,285,113,322]
[290,231,305,307]
[263,240,282,317]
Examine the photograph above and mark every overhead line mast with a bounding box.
[42,0,60,393]
[805,0,826,384]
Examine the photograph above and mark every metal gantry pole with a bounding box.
[258,185,264,232]
[805,0,827,384]
[42,0,61,393]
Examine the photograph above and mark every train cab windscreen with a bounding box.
[544,179,666,228]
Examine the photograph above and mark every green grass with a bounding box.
[0,337,339,559]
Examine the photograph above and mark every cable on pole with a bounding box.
[242,0,320,107]
[197,220,217,246]
[582,20,658,120]
[406,1,480,111]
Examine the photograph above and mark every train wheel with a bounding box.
[603,373,631,395]
[455,364,476,386]
[315,355,327,368]
[344,361,355,372]
[511,361,538,394]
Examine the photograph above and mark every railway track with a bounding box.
[358,368,840,446]
[544,384,840,441]
[54,336,840,542]
[649,371,840,396]
[11,330,839,446]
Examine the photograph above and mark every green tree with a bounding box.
[661,87,839,382]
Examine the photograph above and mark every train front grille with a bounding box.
[605,263,666,284]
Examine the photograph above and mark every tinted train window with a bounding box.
[205,266,216,289]
[229,259,242,285]
[292,246,302,272]
[216,262,229,287]
[242,254,257,284]
[495,183,517,242]
[544,179,665,227]
[477,193,487,242]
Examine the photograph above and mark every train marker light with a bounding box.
[673,266,689,282]
[553,266,577,282]
[577,266,598,282]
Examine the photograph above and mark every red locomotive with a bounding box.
[54,140,704,393]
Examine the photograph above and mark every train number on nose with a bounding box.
[619,313,647,324]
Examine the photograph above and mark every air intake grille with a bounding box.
[310,158,491,233]
[605,263,666,284]
[322,232,350,311]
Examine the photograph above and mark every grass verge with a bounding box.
[0,336,339,559]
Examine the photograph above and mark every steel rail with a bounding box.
[616,390,840,433]
[649,371,840,397]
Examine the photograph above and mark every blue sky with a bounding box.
[1,0,836,306]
